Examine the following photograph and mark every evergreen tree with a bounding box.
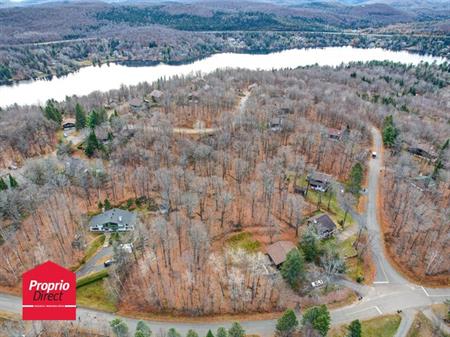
[275,309,299,337]
[0,177,8,191]
[8,174,18,189]
[186,330,199,337]
[88,110,100,129]
[300,228,320,262]
[135,321,151,337]
[75,103,87,130]
[302,305,331,337]
[346,163,364,196]
[110,318,129,337]
[206,330,214,337]
[280,249,305,289]
[43,100,62,124]
[216,327,227,337]
[382,115,398,148]
[228,322,245,337]
[104,198,112,210]
[346,320,362,337]
[167,328,181,337]
[85,131,99,157]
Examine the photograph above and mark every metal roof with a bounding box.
[89,208,136,227]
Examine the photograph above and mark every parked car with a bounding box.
[372,151,377,158]
[104,259,115,267]
[8,163,18,170]
[311,279,324,288]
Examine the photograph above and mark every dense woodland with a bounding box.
[0,1,449,84]
[0,61,449,316]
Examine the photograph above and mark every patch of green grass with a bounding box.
[77,269,109,288]
[339,235,357,259]
[345,257,365,283]
[84,234,105,261]
[289,174,354,227]
[329,314,401,337]
[362,314,402,337]
[77,278,117,312]
[226,232,261,253]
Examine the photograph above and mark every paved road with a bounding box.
[0,127,448,336]
[76,246,113,278]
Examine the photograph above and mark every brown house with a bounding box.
[309,214,337,239]
[266,241,297,267]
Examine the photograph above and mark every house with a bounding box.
[149,90,164,103]
[89,208,136,232]
[266,241,297,267]
[407,146,436,161]
[328,126,349,141]
[309,214,337,239]
[62,118,76,131]
[269,117,283,131]
[306,173,330,192]
[328,128,343,140]
[129,98,143,112]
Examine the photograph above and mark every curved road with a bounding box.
[0,128,448,336]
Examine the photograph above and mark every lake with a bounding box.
[0,46,446,107]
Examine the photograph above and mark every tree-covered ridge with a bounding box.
[96,6,331,32]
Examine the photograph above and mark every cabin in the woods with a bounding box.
[89,208,136,232]
[129,98,143,112]
[328,126,349,141]
[149,89,164,103]
[407,146,436,161]
[269,117,284,131]
[306,173,330,192]
[266,241,297,267]
[62,118,76,131]
[308,213,337,239]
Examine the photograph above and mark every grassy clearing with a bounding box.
[345,256,365,283]
[84,234,105,261]
[289,174,354,227]
[329,314,401,337]
[77,269,109,288]
[226,232,261,253]
[407,311,449,337]
[77,278,117,312]
[338,235,357,258]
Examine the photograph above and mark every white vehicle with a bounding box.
[311,279,324,288]
[372,151,377,158]
[8,164,18,170]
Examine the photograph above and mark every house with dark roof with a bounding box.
[306,173,331,192]
[266,241,297,267]
[62,118,76,131]
[89,208,136,232]
[309,214,337,239]
[407,146,436,161]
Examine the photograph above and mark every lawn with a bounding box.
[289,174,354,228]
[226,232,261,253]
[407,312,448,337]
[77,277,117,313]
[329,314,401,337]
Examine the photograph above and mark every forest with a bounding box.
[0,61,448,323]
[0,0,449,84]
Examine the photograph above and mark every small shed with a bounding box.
[309,214,337,239]
[266,241,297,267]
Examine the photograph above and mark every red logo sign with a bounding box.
[22,261,76,320]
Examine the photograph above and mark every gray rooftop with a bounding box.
[89,208,136,228]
